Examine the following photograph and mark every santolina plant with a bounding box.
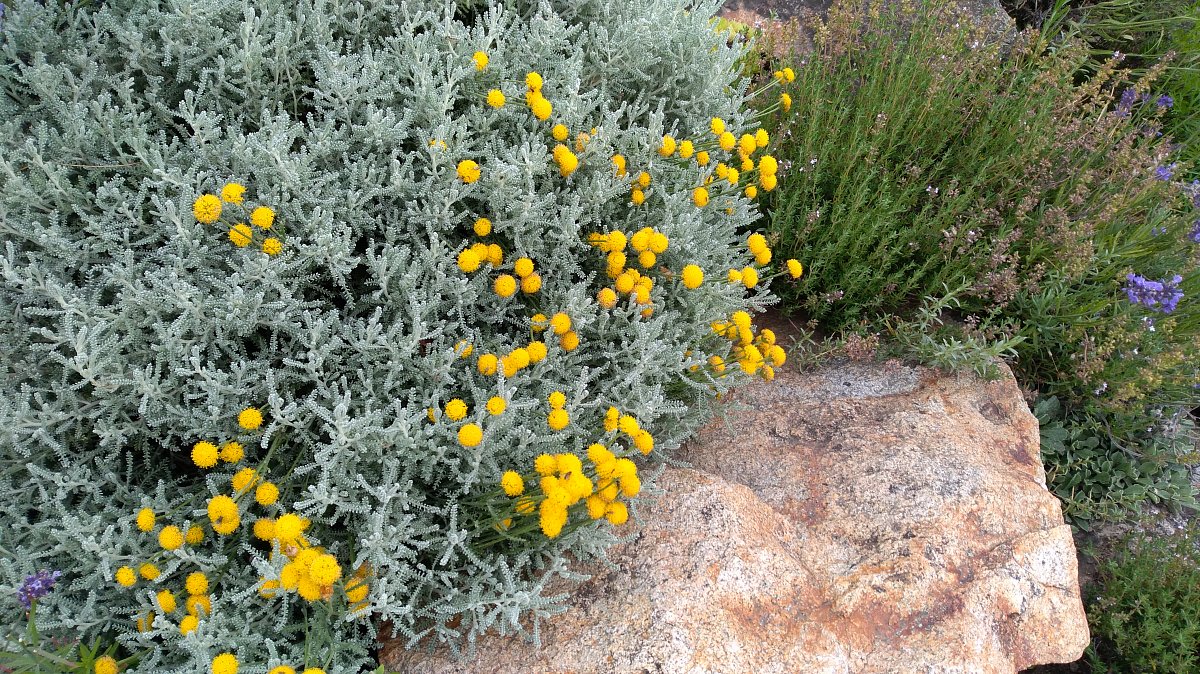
[0,0,803,671]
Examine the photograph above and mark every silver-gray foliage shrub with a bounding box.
[0,0,780,670]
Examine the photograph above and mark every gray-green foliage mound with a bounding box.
[0,0,782,670]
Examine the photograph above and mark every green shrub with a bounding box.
[0,0,787,670]
[1065,0,1200,172]
[1085,522,1200,672]
[1035,396,1197,527]
[760,0,1199,522]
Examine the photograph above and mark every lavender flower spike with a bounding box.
[1125,272,1185,314]
[17,569,62,609]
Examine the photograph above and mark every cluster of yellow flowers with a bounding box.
[498,442,641,539]
[448,52,807,544]
[192,183,284,256]
[112,402,366,660]
[710,311,787,380]
[491,405,655,540]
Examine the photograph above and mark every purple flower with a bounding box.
[1125,272,1185,314]
[1114,88,1137,117]
[1156,94,1174,109]
[1189,220,1200,243]
[17,569,62,609]
[1155,163,1176,181]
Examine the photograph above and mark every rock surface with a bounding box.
[381,361,1089,673]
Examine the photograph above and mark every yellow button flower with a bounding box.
[458,423,483,447]
[456,160,481,183]
[681,265,704,289]
[220,183,246,204]
[472,51,488,71]
[193,194,222,224]
[228,224,253,248]
[486,89,505,108]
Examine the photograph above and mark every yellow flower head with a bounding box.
[679,140,695,159]
[539,499,568,538]
[530,313,549,332]
[659,135,677,157]
[745,185,758,199]
[186,594,211,616]
[597,287,618,309]
[192,441,218,468]
[486,89,505,108]
[552,124,569,141]
[780,92,792,111]
[547,391,567,409]
[95,656,119,674]
[309,554,342,585]
[787,259,804,279]
[253,517,276,540]
[472,51,488,71]
[758,155,778,175]
[477,353,498,376]
[500,470,524,496]
[783,67,795,82]
[220,183,246,204]
[159,525,184,550]
[211,653,239,674]
[611,154,627,177]
[718,131,736,151]
[738,134,756,155]
[547,408,570,430]
[207,495,240,535]
[549,312,571,335]
[559,331,579,351]
[481,398,505,418]
[456,160,481,183]
[156,588,177,613]
[605,501,629,525]
[250,206,275,229]
[256,481,280,506]
[457,249,482,273]
[115,566,137,587]
[681,264,704,289]
[261,237,284,257]
[696,150,710,166]
[136,508,156,532]
[692,187,709,208]
[238,407,263,430]
[274,513,305,545]
[444,399,468,422]
[139,562,160,580]
[494,274,518,298]
[458,423,483,447]
[534,453,558,476]
[231,467,258,493]
[747,233,768,255]
[530,94,552,121]
[631,189,645,206]
[229,224,253,247]
[755,129,769,148]
[761,174,778,191]
[648,232,668,254]
[219,441,244,463]
[185,571,208,596]
[179,614,198,636]
[526,340,547,363]
[525,72,543,91]
[710,117,726,135]
[193,194,222,224]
